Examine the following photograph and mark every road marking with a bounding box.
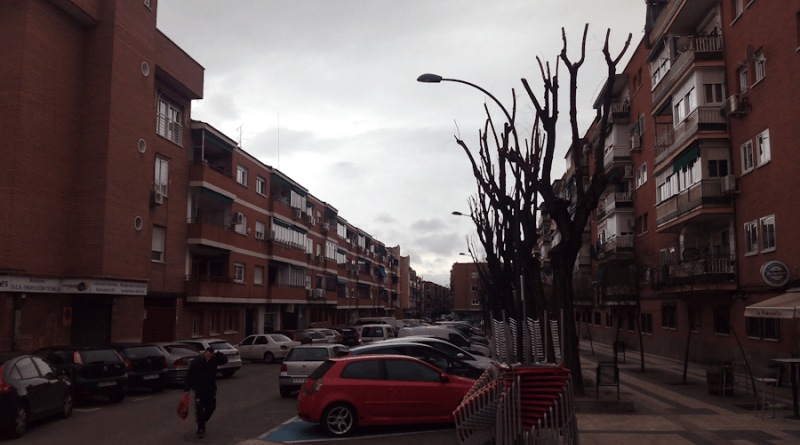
[133,397,151,402]
[75,408,100,413]
[259,416,299,439]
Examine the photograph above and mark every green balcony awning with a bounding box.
[377,266,387,278]
[292,185,306,197]
[673,146,699,173]
[272,218,290,229]
[205,131,234,152]
[337,249,347,255]
[271,173,291,189]
[291,226,307,235]
[201,187,233,203]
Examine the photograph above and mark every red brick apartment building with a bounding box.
[0,0,404,351]
[450,262,483,324]
[566,0,800,370]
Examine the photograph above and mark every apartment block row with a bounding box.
[0,0,415,351]
[551,0,800,369]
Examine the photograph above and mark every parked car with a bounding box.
[306,328,337,343]
[333,327,361,347]
[435,321,489,345]
[378,336,495,369]
[0,353,72,439]
[353,317,404,332]
[278,344,349,397]
[150,343,199,385]
[177,339,242,377]
[296,355,475,436]
[398,326,492,357]
[349,342,484,379]
[306,331,329,345]
[276,330,313,345]
[359,324,395,345]
[32,346,128,403]
[235,334,300,363]
[109,343,169,393]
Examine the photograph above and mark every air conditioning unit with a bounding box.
[292,209,302,219]
[306,214,314,225]
[232,212,244,225]
[721,174,738,194]
[314,289,326,299]
[317,254,324,263]
[150,190,164,206]
[630,131,641,151]
[723,94,746,116]
[321,223,330,232]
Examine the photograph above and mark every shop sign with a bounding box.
[0,276,147,295]
[760,260,790,287]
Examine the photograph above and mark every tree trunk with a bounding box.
[553,258,584,396]
[682,328,692,384]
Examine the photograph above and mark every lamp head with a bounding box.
[452,211,464,216]
[417,73,443,83]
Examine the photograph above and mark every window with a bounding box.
[707,159,729,177]
[471,272,478,279]
[337,222,347,238]
[744,220,758,254]
[236,165,247,186]
[191,312,201,337]
[635,163,647,188]
[732,0,743,19]
[628,314,635,332]
[254,265,264,285]
[32,357,55,378]
[154,157,169,195]
[255,220,265,240]
[741,140,754,173]
[151,225,165,262]
[704,83,725,104]
[746,316,761,338]
[210,312,220,335]
[471,299,479,306]
[661,303,677,329]
[16,358,39,380]
[593,312,601,326]
[385,359,441,382]
[340,360,382,380]
[756,129,770,166]
[605,313,612,328]
[754,51,766,83]
[224,311,238,333]
[760,215,776,252]
[256,176,266,195]
[713,306,730,334]
[235,214,247,235]
[641,313,653,335]
[738,66,748,93]
[326,241,337,260]
[747,317,781,340]
[234,262,245,283]
[688,306,701,332]
[157,98,183,145]
[271,219,307,249]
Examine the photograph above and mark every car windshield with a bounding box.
[268,334,291,342]
[163,346,197,356]
[210,342,234,350]
[309,332,325,339]
[120,346,162,359]
[285,348,330,361]
[293,331,311,339]
[79,349,121,363]
[361,327,383,337]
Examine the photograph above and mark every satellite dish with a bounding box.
[745,44,756,63]
[676,36,691,52]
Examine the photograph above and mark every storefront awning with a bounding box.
[744,289,800,319]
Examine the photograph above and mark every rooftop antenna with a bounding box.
[277,112,280,170]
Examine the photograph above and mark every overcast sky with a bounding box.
[157,0,647,286]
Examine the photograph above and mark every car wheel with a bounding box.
[60,392,73,419]
[279,386,292,398]
[109,392,126,403]
[321,403,356,436]
[221,369,236,378]
[264,352,276,364]
[7,403,28,439]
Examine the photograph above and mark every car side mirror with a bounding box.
[440,373,450,383]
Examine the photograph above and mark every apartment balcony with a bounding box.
[651,36,723,108]
[653,255,736,290]
[654,107,727,166]
[187,219,238,248]
[189,163,234,193]
[610,100,631,124]
[655,179,733,232]
[597,235,635,262]
[648,0,720,55]
[185,275,235,298]
[603,144,632,174]
[595,191,633,221]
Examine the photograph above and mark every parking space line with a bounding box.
[133,397,151,402]
[75,408,100,412]
[258,416,299,439]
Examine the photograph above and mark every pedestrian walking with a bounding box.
[183,347,228,438]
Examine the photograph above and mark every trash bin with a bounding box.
[706,361,734,396]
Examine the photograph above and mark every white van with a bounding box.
[358,324,396,345]
[353,317,404,332]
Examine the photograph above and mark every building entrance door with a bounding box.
[70,296,111,346]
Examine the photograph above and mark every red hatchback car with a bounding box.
[296,355,475,436]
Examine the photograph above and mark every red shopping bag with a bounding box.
[177,394,190,420]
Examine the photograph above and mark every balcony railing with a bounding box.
[654,107,726,164]
[656,179,730,226]
[157,113,183,146]
[603,144,631,170]
[599,235,635,256]
[651,36,723,107]
[648,0,681,46]
[655,255,736,288]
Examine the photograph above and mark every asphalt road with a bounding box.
[13,360,297,445]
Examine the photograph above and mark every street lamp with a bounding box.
[420,72,528,363]
[452,211,469,217]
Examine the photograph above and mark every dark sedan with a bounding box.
[0,353,72,439]
[110,344,169,392]
[33,346,128,403]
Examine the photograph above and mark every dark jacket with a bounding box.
[183,352,228,393]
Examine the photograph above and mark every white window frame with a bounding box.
[326,241,337,260]
[635,163,647,188]
[154,157,169,196]
[754,51,766,83]
[255,220,266,240]
[744,220,758,255]
[739,66,748,93]
[471,299,480,306]
[704,83,724,104]
[733,0,743,20]
[256,176,266,196]
[760,215,776,252]
[191,313,201,337]
[741,140,754,174]
[236,165,248,186]
[235,214,247,235]
[151,225,166,262]
[234,262,245,283]
[756,129,770,167]
[254,265,264,285]
[157,98,183,146]
[209,312,220,336]
[224,311,238,333]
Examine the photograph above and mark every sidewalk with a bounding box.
[578,340,800,445]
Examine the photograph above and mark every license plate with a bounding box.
[292,377,307,384]
[143,374,158,380]
[98,381,116,387]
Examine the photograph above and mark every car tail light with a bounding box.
[280,364,287,373]
[124,360,133,371]
[174,358,188,367]
[73,351,83,365]
[303,378,323,396]
[0,365,10,394]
